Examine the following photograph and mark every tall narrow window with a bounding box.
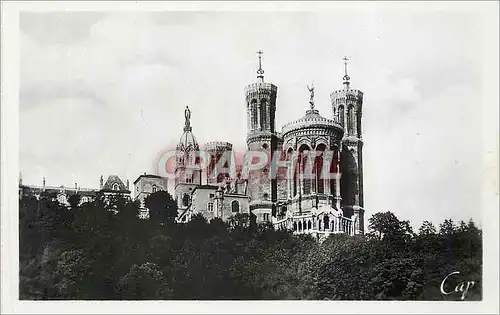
[347,106,352,134]
[339,105,345,127]
[324,215,329,230]
[260,99,268,130]
[112,183,120,191]
[330,149,338,201]
[315,144,326,194]
[183,194,190,207]
[207,202,214,212]
[152,185,157,193]
[350,107,356,135]
[299,144,311,195]
[293,153,298,197]
[251,99,258,130]
[231,200,240,213]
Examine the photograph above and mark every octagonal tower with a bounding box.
[245,51,279,223]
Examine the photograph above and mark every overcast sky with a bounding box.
[19,3,497,228]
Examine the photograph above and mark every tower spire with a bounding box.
[184,105,192,132]
[343,56,350,89]
[256,50,265,83]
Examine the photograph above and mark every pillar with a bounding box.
[335,147,342,210]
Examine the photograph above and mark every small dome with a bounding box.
[176,105,199,154]
[176,130,199,153]
[282,109,343,136]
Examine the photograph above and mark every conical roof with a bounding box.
[176,106,199,153]
[177,130,199,152]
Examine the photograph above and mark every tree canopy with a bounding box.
[19,194,482,300]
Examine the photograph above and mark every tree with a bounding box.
[68,194,81,210]
[368,211,414,244]
[116,262,170,299]
[439,219,456,236]
[19,190,484,301]
[54,249,94,299]
[144,191,178,225]
[418,221,437,236]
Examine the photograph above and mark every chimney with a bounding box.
[43,177,46,187]
[100,175,104,189]
[126,179,130,190]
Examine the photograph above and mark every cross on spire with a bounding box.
[257,50,265,82]
[343,56,351,88]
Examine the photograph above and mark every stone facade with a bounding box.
[179,185,250,223]
[171,54,366,237]
[20,54,366,238]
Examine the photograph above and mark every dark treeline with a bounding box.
[19,191,482,300]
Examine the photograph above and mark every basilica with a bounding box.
[138,53,366,238]
[19,52,366,239]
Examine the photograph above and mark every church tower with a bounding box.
[175,106,201,214]
[330,57,365,233]
[245,51,279,223]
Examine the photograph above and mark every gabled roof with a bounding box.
[101,175,129,192]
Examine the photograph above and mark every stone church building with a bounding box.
[19,53,366,239]
[135,53,366,238]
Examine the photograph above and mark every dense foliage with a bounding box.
[19,192,482,300]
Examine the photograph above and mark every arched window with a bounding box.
[324,215,329,229]
[298,221,302,232]
[308,220,312,230]
[112,183,120,191]
[298,144,311,195]
[338,105,345,126]
[347,106,352,133]
[315,144,326,194]
[251,99,258,130]
[260,99,268,130]
[350,106,356,135]
[280,206,287,217]
[293,222,297,231]
[152,185,157,193]
[231,200,240,213]
[330,148,339,200]
[287,148,297,197]
[182,194,190,207]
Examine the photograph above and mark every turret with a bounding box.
[174,106,201,215]
[244,51,280,222]
[175,106,201,187]
[245,50,278,147]
[204,141,234,185]
[330,57,365,232]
